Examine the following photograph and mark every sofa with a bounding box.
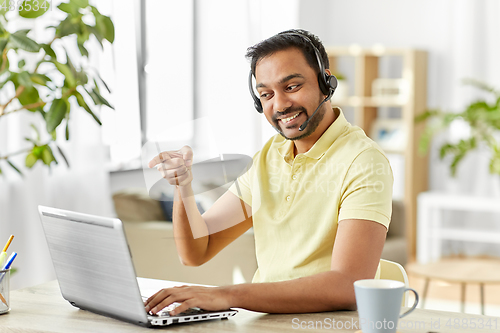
[113,189,407,286]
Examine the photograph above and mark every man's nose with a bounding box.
[273,91,292,112]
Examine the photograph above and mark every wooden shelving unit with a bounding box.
[326,46,429,261]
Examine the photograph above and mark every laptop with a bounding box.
[38,205,237,327]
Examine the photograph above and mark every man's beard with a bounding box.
[271,104,326,141]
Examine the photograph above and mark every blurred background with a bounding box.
[1,0,500,316]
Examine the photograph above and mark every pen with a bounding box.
[0,235,14,267]
[0,250,15,308]
[0,252,17,284]
[2,252,17,270]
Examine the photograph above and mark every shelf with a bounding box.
[331,96,407,107]
[327,47,429,262]
[435,229,500,244]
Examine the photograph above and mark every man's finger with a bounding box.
[169,299,194,316]
[149,151,186,168]
[179,146,193,167]
[148,151,170,168]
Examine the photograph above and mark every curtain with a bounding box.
[0,1,115,290]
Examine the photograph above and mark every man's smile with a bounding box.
[279,112,301,124]
[273,107,308,130]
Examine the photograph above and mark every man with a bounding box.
[145,29,393,315]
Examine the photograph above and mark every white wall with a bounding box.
[299,0,500,257]
[193,0,260,159]
[193,0,300,160]
[299,0,500,191]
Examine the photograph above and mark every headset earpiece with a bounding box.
[326,74,338,91]
[249,70,263,113]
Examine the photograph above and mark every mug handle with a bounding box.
[400,288,419,318]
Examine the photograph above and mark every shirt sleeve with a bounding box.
[338,148,394,229]
[228,154,255,206]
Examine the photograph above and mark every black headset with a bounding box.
[248,32,338,115]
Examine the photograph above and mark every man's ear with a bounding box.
[325,69,332,75]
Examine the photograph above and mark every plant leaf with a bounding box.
[25,152,38,168]
[30,123,41,141]
[71,0,89,8]
[94,71,111,93]
[77,42,88,57]
[15,29,31,36]
[415,109,441,123]
[92,88,113,109]
[17,71,33,88]
[76,70,88,85]
[100,15,114,43]
[0,57,9,76]
[74,91,101,125]
[0,38,8,54]
[462,78,499,96]
[87,25,103,48]
[30,73,51,85]
[41,145,57,165]
[7,160,23,177]
[52,60,76,87]
[56,17,80,38]
[46,98,69,133]
[9,31,41,52]
[64,50,78,78]
[18,85,41,111]
[58,2,79,16]
[19,0,50,18]
[56,145,70,167]
[41,43,56,58]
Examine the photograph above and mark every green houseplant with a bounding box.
[0,0,114,176]
[416,79,500,177]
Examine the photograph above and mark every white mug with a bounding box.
[354,279,419,333]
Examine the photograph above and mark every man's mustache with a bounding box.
[272,107,307,122]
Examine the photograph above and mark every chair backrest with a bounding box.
[379,259,409,307]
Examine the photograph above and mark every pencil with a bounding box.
[0,292,7,307]
[2,235,14,253]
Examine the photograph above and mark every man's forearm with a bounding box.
[172,185,210,266]
[225,270,357,313]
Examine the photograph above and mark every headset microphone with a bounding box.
[298,91,333,131]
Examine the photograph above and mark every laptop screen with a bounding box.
[38,206,149,326]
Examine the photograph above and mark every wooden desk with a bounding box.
[1,279,499,333]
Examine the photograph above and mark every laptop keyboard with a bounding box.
[142,297,204,317]
[157,307,204,317]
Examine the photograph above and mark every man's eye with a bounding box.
[260,93,270,99]
[286,84,299,91]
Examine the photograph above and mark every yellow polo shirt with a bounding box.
[229,108,393,283]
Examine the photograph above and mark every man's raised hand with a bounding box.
[148,145,194,187]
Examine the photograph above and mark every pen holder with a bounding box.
[0,269,10,314]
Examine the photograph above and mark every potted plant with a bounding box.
[0,0,114,176]
[416,79,500,177]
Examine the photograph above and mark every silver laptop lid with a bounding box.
[38,205,149,326]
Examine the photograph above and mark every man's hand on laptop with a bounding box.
[148,146,193,187]
[144,285,231,316]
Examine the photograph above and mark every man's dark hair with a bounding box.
[246,29,329,76]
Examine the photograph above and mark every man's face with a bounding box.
[255,47,325,141]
